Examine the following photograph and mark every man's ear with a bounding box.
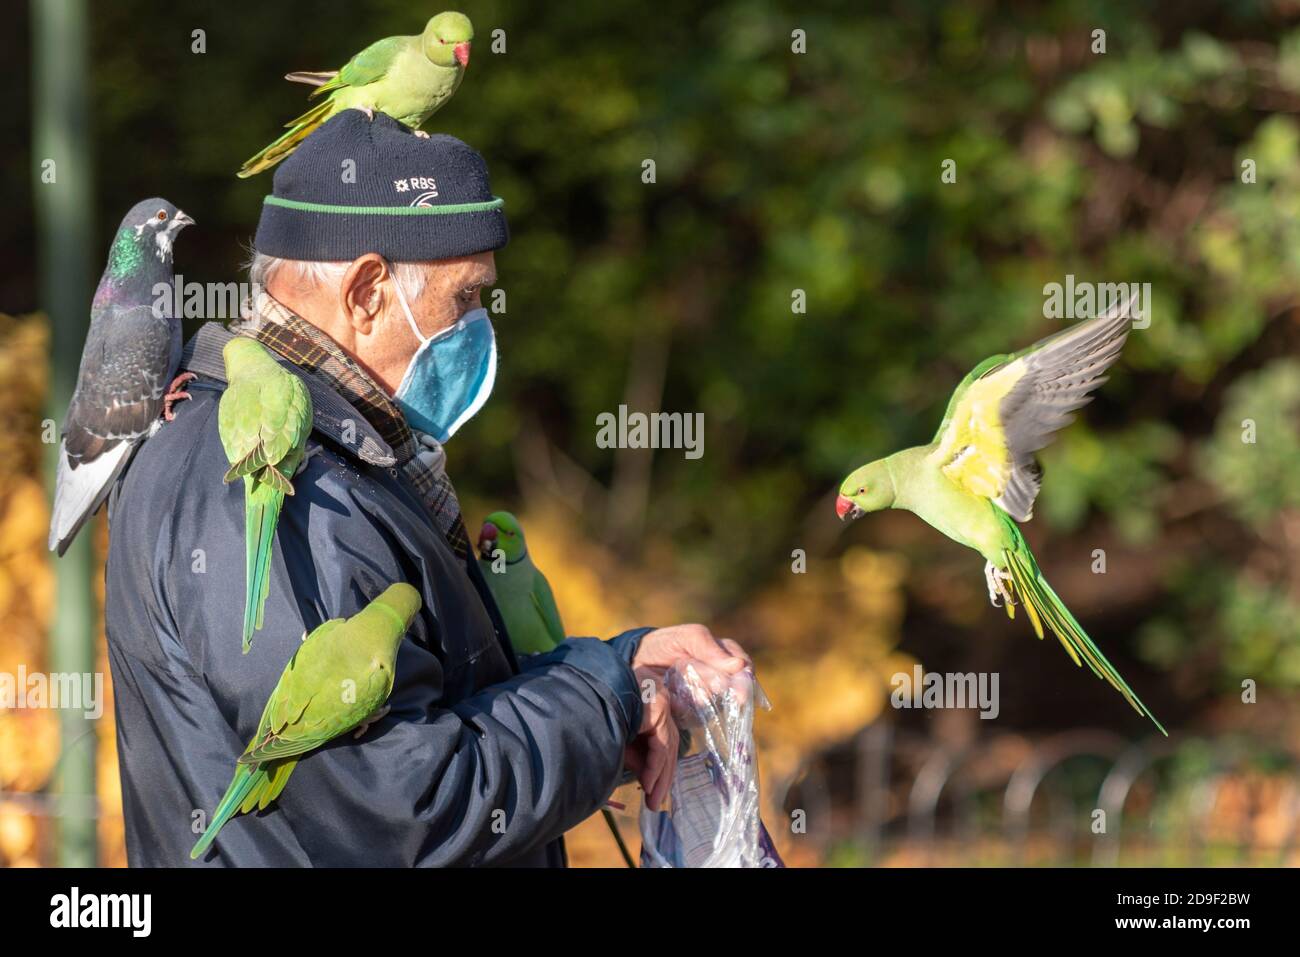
[339,254,389,334]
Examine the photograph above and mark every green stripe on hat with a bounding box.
[262,195,505,216]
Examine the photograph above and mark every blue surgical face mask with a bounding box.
[388,266,497,443]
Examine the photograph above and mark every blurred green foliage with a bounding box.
[6,0,1299,728]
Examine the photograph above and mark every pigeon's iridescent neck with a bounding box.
[95,227,170,311]
[107,228,145,280]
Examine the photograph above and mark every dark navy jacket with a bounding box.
[104,328,646,866]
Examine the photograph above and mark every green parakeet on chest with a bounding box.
[476,511,566,656]
[238,11,474,177]
[218,337,313,653]
[836,297,1165,735]
[190,583,422,860]
[475,510,637,867]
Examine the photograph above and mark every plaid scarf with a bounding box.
[242,294,472,558]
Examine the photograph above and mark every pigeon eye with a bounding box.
[156,210,168,221]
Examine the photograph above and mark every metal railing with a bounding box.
[772,722,1300,866]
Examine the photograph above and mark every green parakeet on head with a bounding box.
[476,511,566,656]
[218,337,313,653]
[238,11,474,177]
[190,583,422,860]
[476,510,637,867]
[836,297,1166,735]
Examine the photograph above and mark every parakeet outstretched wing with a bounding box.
[928,353,1010,444]
[929,295,1136,521]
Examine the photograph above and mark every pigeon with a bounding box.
[48,197,195,556]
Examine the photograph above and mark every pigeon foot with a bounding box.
[162,372,197,422]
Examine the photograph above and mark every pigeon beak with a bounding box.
[454,41,471,67]
[172,210,195,229]
[835,494,864,522]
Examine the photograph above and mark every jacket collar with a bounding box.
[180,322,397,468]
[244,295,420,460]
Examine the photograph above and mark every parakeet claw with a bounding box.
[413,130,430,139]
[295,445,318,477]
[353,705,390,739]
[360,106,375,121]
[984,562,1015,607]
[161,372,197,422]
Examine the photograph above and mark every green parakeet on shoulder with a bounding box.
[476,511,565,656]
[218,337,313,653]
[476,511,636,866]
[238,11,474,177]
[190,583,422,860]
[836,297,1166,735]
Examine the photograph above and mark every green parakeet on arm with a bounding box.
[476,511,637,867]
[476,511,566,656]
[190,583,422,860]
[238,11,474,177]
[218,337,313,653]
[835,298,1166,735]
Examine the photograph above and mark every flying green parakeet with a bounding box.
[476,511,566,656]
[835,298,1166,735]
[476,511,637,867]
[190,583,422,860]
[238,11,474,177]
[218,337,313,653]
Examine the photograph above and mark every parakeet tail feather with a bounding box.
[285,70,337,89]
[998,515,1166,736]
[190,763,261,860]
[237,99,333,178]
[242,478,285,653]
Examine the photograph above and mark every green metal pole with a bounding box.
[33,0,97,867]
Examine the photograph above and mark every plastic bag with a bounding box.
[638,661,784,867]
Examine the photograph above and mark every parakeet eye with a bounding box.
[857,486,867,495]
[156,209,168,221]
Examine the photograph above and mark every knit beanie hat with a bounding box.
[254,110,508,262]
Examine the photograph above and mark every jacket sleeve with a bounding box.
[152,391,648,865]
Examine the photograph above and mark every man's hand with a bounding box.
[623,624,751,810]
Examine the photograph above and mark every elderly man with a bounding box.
[104,112,749,866]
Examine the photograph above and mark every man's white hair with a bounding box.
[246,251,430,305]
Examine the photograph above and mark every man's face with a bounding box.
[374,250,497,396]
[397,251,497,341]
[269,250,498,397]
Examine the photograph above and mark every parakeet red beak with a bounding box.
[454,42,471,67]
[477,521,498,557]
[835,494,864,521]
